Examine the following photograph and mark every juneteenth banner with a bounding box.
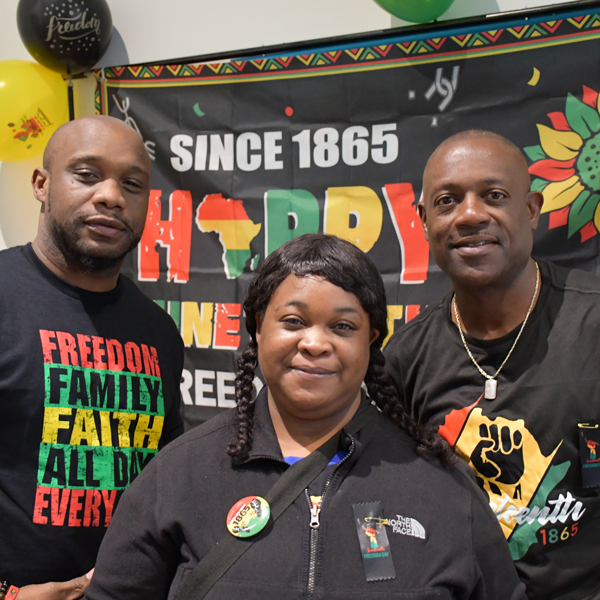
[96,3,600,427]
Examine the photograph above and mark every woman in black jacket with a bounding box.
[84,234,526,600]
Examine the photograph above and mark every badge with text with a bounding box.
[578,421,600,488]
[353,502,396,582]
[226,496,270,538]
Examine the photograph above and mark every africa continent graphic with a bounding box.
[196,194,262,279]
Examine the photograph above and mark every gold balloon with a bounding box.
[0,60,68,162]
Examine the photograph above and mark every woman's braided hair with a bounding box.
[227,234,453,466]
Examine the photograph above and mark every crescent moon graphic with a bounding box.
[193,103,205,117]
[528,68,540,87]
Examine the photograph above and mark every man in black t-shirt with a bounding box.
[384,131,600,600]
[0,116,184,599]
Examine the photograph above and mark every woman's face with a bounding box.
[256,274,379,423]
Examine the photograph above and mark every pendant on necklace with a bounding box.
[484,379,497,400]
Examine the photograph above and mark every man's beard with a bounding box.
[53,224,139,272]
[47,200,141,273]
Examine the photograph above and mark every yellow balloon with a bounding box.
[0,60,68,162]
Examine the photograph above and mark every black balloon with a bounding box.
[17,0,113,75]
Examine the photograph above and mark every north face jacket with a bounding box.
[84,389,526,600]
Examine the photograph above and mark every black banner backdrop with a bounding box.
[96,3,600,428]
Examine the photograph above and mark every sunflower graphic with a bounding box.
[525,85,600,243]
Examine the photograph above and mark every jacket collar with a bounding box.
[242,387,286,464]
[240,387,377,466]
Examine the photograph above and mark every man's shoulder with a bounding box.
[385,294,448,354]
[118,276,183,353]
[118,275,176,321]
[543,259,600,296]
[0,245,40,298]
[0,245,30,271]
[119,273,152,298]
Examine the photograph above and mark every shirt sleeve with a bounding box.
[468,487,527,600]
[83,458,179,600]
[382,332,409,410]
[160,327,185,447]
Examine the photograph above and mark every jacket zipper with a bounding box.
[306,437,356,600]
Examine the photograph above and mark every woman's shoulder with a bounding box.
[156,408,237,461]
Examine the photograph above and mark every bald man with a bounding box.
[384,130,600,600]
[0,116,184,599]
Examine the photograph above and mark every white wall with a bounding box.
[0,0,579,249]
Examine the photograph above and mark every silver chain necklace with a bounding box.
[452,262,540,400]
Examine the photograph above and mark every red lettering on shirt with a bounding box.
[57,332,80,366]
[39,330,58,364]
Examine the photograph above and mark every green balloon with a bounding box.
[373,0,455,23]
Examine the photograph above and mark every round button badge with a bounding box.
[226,496,270,538]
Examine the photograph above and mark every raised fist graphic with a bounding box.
[452,408,560,529]
[471,423,525,496]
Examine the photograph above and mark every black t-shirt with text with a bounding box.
[384,260,600,600]
[0,245,184,586]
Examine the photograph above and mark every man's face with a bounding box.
[419,137,543,289]
[37,120,151,271]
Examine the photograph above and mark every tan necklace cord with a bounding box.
[452,261,540,400]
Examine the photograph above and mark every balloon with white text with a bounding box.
[17,0,113,75]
